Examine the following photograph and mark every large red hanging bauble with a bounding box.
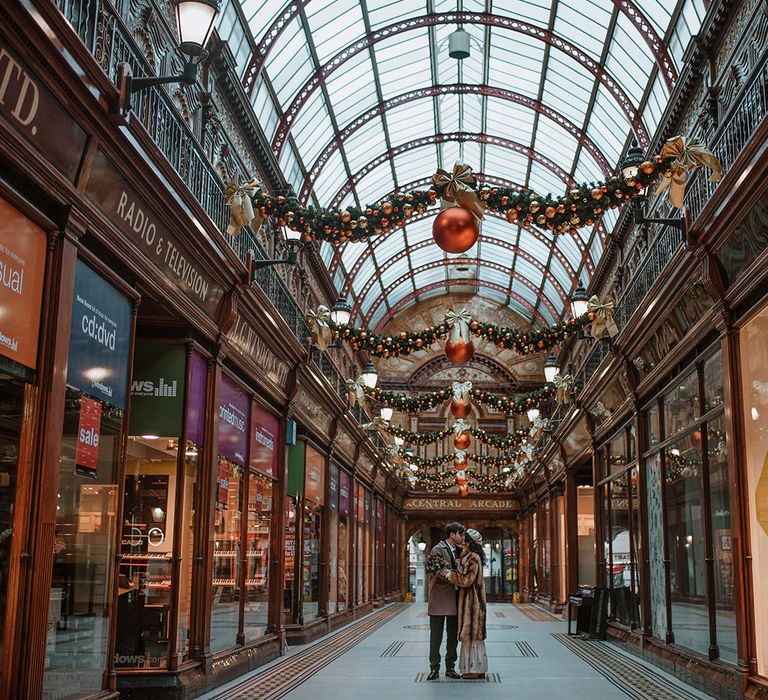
[445,338,475,365]
[450,398,471,418]
[432,207,479,253]
[457,485,470,497]
[454,433,471,450]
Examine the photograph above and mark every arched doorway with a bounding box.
[480,528,518,602]
[405,521,519,603]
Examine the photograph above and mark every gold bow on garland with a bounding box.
[224,178,263,236]
[453,418,471,436]
[655,136,723,208]
[432,163,487,220]
[452,381,473,402]
[588,295,619,339]
[529,417,549,442]
[553,373,573,405]
[361,416,389,436]
[346,377,366,405]
[445,308,472,344]
[307,305,333,350]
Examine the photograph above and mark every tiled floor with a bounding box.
[202,602,717,700]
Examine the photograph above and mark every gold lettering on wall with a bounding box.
[403,497,518,510]
[227,316,289,388]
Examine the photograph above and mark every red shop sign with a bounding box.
[75,397,102,478]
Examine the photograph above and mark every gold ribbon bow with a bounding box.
[306,305,333,350]
[517,443,535,463]
[452,381,473,402]
[553,373,573,405]
[655,136,723,209]
[529,417,549,442]
[432,162,487,220]
[591,401,611,418]
[346,377,366,405]
[587,295,619,339]
[361,417,389,435]
[224,179,263,236]
[445,308,472,343]
[453,418,471,436]
[454,449,467,464]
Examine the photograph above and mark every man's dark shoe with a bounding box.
[445,669,461,679]
[426,669,439,681]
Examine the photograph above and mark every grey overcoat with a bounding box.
[427,540,458,616]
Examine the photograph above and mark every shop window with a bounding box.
[665,433,707,656]
[0,378,25,670]
[283,496,298,617]
[44,259,132,697]
[328,465,339,615]
[244,472,272,638]
[703,351,724,412]
[741,304,768,673]
[211,375,249,651]
[303,446,324,622]
[176,443,199,662]
[337,471,351,611]
[608,475,633,625]
[117,440,176,669]
[211,458,244,652]
[664,370,699,437]
[647,403,661,449]
[577,487,596,587]
[708,416,736,663]
[609,431,627,476]
[646,454,667,640]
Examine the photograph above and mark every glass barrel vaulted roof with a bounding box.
[218,0,709,329]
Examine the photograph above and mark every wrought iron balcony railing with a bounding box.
[51,0,384,455]
[615,48,768,332]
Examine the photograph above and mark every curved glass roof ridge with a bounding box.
[225,0,704,327]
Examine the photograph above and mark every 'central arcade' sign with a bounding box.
[403,497,518,511]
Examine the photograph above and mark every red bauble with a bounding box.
[455,470,467,485]
[445,338,475,365]
[457,485,470,497]
[450,398,471,418]
[432,207,479,253]
[454,433,471,450]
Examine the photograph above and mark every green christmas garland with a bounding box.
[363,383,554,416]
[383,424,529,449]
[328,315,591,358]
[385,425,452,444]
[246,157,674,243]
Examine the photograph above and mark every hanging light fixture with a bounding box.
[570,281,589,318]
[526,407,540,423]
[361,360,378,389]
[620,138,645,181]
[380,407,393,422]
[330,296,352,326]
[543,352,560,383]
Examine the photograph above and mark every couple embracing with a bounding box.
[426,522,487,680]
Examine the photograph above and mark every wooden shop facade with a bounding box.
[0,1,406,698]
[515,2,768,699]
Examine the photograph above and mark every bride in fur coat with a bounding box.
[441,528,487,679]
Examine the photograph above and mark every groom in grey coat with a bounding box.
[426,522,465,680]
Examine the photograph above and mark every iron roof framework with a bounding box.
[223,0,708,329]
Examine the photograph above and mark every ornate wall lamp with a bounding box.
[620,139,685,232]
[117,0,221,112]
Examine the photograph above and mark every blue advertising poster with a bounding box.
[66,259,132,408]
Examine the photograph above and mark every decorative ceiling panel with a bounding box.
[231,0,694,326]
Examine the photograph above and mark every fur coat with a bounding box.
[447,551,486,642]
